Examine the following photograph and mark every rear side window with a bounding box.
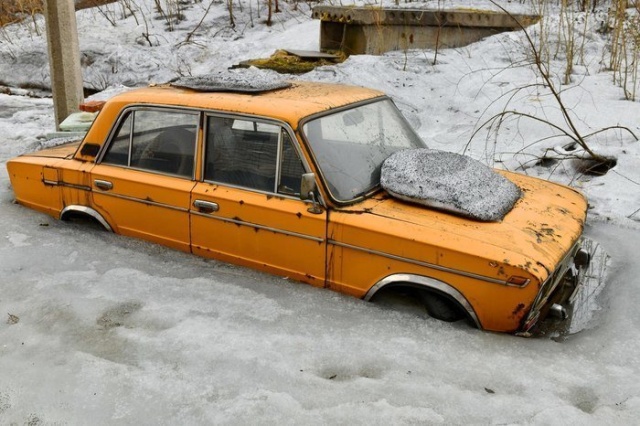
[204,116,306,195]
[101,114,131,166]
[102,109,198,178]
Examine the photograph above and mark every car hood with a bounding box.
[333,171,587,282]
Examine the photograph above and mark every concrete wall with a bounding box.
[314,6,540,55]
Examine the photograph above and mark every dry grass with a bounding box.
[0,0,117,26]
[0,0,41,26]
[237,50,346,74]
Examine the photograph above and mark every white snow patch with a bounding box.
[6,232,31,247]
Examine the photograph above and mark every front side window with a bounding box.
[102,109,198,178]
[204,116,306,195]
[302,99,425,202]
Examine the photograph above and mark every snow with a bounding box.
[171,71,292,92]
[1,0,640,423]
[381,148,521,221]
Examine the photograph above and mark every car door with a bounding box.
[91,107,199,252]
[190,114,327,286]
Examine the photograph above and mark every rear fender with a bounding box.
[60,205,113,232]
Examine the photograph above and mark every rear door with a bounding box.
[91,107,199,252]
[190,114,327,286]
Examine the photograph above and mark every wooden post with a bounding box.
[44,0,84,129]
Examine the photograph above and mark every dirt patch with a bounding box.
[97,301,142,329]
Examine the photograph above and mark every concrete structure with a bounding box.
[313,6,540,55]
[44,0,84,129]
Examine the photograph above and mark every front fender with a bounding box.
[364,273,482,329]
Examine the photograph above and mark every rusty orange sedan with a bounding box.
[6,77,592,334]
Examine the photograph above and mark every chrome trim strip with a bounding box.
[43,180,92,192]
[190,210,324,243]
[62,182,93,191]
[60,205,113,232]
[127,111,134,166]
[274,129,283,193]
[93,190,189,213]
[329,239,507,286]
[364,273,482,329]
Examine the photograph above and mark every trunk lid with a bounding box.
[23,140,82,159]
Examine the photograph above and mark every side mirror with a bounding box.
[300,173,317,201]
[300,173,323,214]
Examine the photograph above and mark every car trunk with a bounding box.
[21,140,82,159]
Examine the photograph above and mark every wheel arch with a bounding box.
[60,205,113,232]
[364,273,482,329]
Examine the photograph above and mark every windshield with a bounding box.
[302,99,426,202]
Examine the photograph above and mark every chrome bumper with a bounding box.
[564,238,610,334]
[518,238,610,336]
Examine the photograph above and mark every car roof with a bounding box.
[106,81,385,128]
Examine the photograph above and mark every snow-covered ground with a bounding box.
[1,0,640,423]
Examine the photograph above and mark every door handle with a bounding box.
[193,199,219,213]
[94,179,113,190]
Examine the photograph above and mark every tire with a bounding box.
[420,291,463,322]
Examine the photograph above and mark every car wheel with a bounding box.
[420,291,463,322]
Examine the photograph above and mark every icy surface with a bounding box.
[171,71,291,93]
[1,0,640,423]
[381,149,521,221]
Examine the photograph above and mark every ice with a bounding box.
[171,71,291,93]
[381,148,522,221]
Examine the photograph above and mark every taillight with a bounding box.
[79,100,105,113]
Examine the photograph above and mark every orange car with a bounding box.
[6,78,592,334]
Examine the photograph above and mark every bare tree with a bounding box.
[465,1,637,169]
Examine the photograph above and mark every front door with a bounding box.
[190,115,326,286]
